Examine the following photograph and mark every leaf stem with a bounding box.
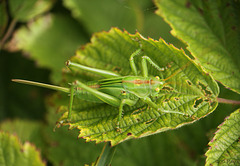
[0,19,17,49]
[217,98,240,105]
[95,142,117,166]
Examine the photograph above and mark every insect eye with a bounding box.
[155,76,160,80]
[155,87,160,92]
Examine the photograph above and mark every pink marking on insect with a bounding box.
[77,84,100,90]
[123,79,151,85]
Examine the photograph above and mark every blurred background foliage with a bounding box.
[0,0,239,165]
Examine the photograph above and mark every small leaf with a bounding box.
[63,0,143,34]
[8,0,54,21]
[0,132,45,166]
[0,120,46,150]
[8,14,88,82]
[57,28,219,146]
[47,126,103,166]
[205,109,240,166]
[45,104,103,166]
[155,0,240,93]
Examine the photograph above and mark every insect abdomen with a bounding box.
[74,82,104,103]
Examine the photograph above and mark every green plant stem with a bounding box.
[95,142,117,166]
[217,97,240,105]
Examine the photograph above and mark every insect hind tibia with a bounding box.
[68,83,75,120]
[65,60,120,78]
[163,61,191,82]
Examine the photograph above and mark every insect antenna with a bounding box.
[163,61,191,82]
[12,79,69,93]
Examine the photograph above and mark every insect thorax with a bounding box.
[122,76,164,98]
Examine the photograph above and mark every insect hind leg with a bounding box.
[68,83,75,120]
[142,97,186,115]
[116,99,137,131]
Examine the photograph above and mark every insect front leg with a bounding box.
[117,99,137,131]
[129,49,167,77]
[141,56,167,77]
[129,49,142,76]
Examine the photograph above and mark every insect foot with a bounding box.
[115,126,122,132]
[115,121,122,132]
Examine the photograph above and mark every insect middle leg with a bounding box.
[129,49,167,77]
[116,99,137,130]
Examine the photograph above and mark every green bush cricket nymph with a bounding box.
[12,49,185,130]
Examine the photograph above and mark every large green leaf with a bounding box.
[63,0,185,48]
[113,132,198,166]
[56,28,219,145]
[0,132,45,166]
[63,0,143,34]
[8,0,54,21]
[155,0,240,93]
[205,109,240,166]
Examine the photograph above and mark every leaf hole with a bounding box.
[163,98,170,102]
[197,82,212,96]
[174,97,180,101]
[193,98,203,108]
[186,80,192,86]
[131,106,145,115]
[136,118,141,122]
[161,86,174,91]
[145,119,155,125]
